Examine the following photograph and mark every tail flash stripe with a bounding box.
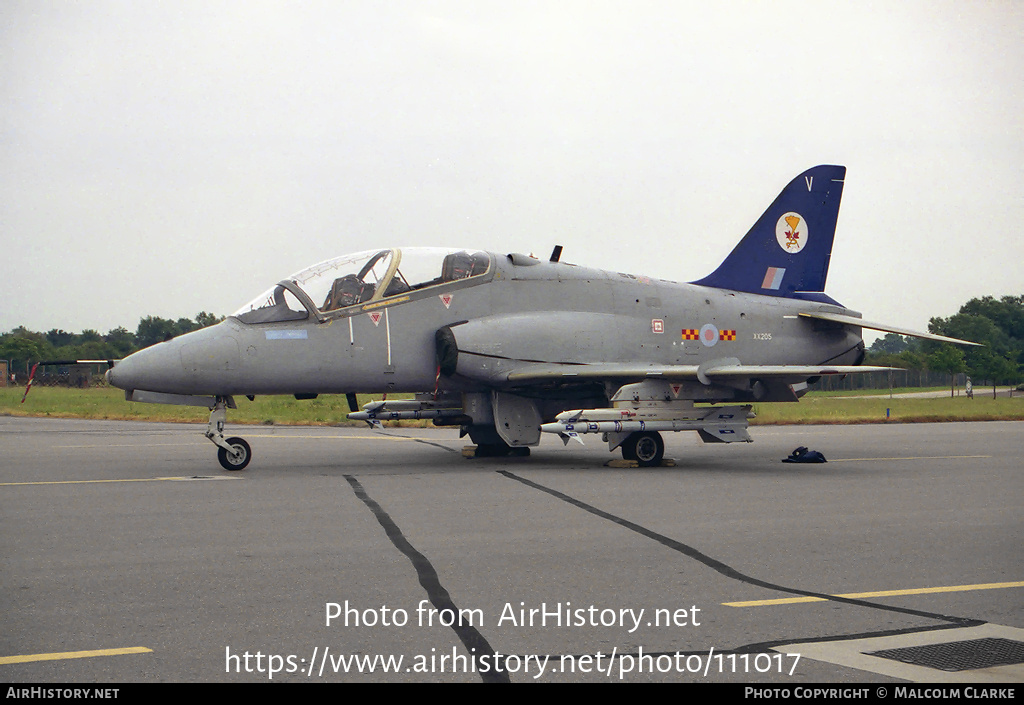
[762,267,785,290]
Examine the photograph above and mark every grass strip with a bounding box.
[2,386,1022,427]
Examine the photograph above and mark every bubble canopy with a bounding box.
[233,248,491,324]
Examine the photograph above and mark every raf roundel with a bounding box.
[775,212,808,253]
[699,323,719,347]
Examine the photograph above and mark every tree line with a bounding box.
[1,312,223,376]
[864,295,1022,395]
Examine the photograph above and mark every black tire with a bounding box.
[622,432,664,467]
[472,442,513,458]
[217,437,251,471]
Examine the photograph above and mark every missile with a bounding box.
[541,419,747,435]
[348,407,465,422]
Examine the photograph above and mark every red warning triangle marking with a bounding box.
[440,293,453,309]
[369,312,382,326]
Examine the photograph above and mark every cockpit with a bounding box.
[233,248,491,324]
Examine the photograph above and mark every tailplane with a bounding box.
[692,165,846,302]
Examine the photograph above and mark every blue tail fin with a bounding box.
[692,165,846,302]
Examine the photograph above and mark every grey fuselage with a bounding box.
[107,251,864,412]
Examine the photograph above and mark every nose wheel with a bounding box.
[217,437,251,471]
[206,397,251,471]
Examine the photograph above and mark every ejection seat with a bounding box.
[441,251,489,281]
[322,274,374,311]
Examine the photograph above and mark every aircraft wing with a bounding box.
[798,312,981,346]
[505,361,894,384]
[696,364,895,377]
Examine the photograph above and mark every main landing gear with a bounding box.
[206,396,251,471]
[538,380,754,466]
[620,431,665,467]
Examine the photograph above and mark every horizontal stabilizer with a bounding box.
[798,312,981,346]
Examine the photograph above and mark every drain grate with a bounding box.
[867,638,1024,671]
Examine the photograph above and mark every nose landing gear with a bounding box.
[217,437,252,471]
[206,396,251,471]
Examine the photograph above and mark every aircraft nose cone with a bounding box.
[106,341,184,393]
[106,322,241,395]
[105,349,143,391]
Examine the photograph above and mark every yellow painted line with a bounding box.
[828,455,991,462]
[57,443,200,448]
[0,646,152,665]
[57,435,419,446]
[0,476,239,486]
[246,434,415,440]
[724,581,1024,607]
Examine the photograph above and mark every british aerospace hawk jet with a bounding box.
[106,165,975,470]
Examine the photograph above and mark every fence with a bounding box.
[809,369,968,393]
[15,362,110,388]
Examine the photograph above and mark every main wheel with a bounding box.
[217,437,252,471]
[622,432,664,467]
[471,442,525,458]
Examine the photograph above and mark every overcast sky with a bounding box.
[2,1,1021,342]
